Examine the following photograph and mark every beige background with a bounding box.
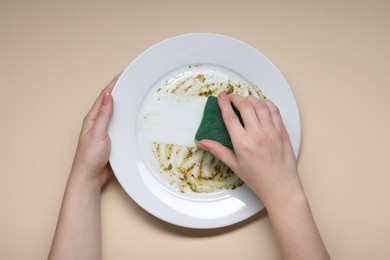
[1,0,390,259]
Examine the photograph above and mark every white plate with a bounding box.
[109,33,301,229]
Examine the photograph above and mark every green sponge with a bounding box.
[194,95,243,150]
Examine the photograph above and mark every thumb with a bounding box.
[92,92,113,138]
[197,140,238,173]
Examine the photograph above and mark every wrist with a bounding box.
[251,174,307,210]
[264,187,309,214]
[68,165,103,194]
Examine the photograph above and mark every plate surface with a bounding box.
[109,33,301,229]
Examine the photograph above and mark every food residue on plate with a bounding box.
[152,142,242,193]
[143,65,266,194]
[156,68,266,99]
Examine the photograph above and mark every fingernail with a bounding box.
[197,141,209,151]
[218,92,227,100]
[103,92,111,105]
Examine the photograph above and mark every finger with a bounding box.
[85,73,120,121]
[82,74,120,133]
[217,92,245,141]
[263,99,286,131]
[227,94,261,132]
[197,140,238,173]
[91,92,114,138]
[247,97,275,129]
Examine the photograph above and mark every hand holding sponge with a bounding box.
[194,95,243,150]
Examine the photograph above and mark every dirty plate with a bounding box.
[108,33,301,229]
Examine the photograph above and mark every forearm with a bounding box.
[49,168,102,260]
[259,183,330,260]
